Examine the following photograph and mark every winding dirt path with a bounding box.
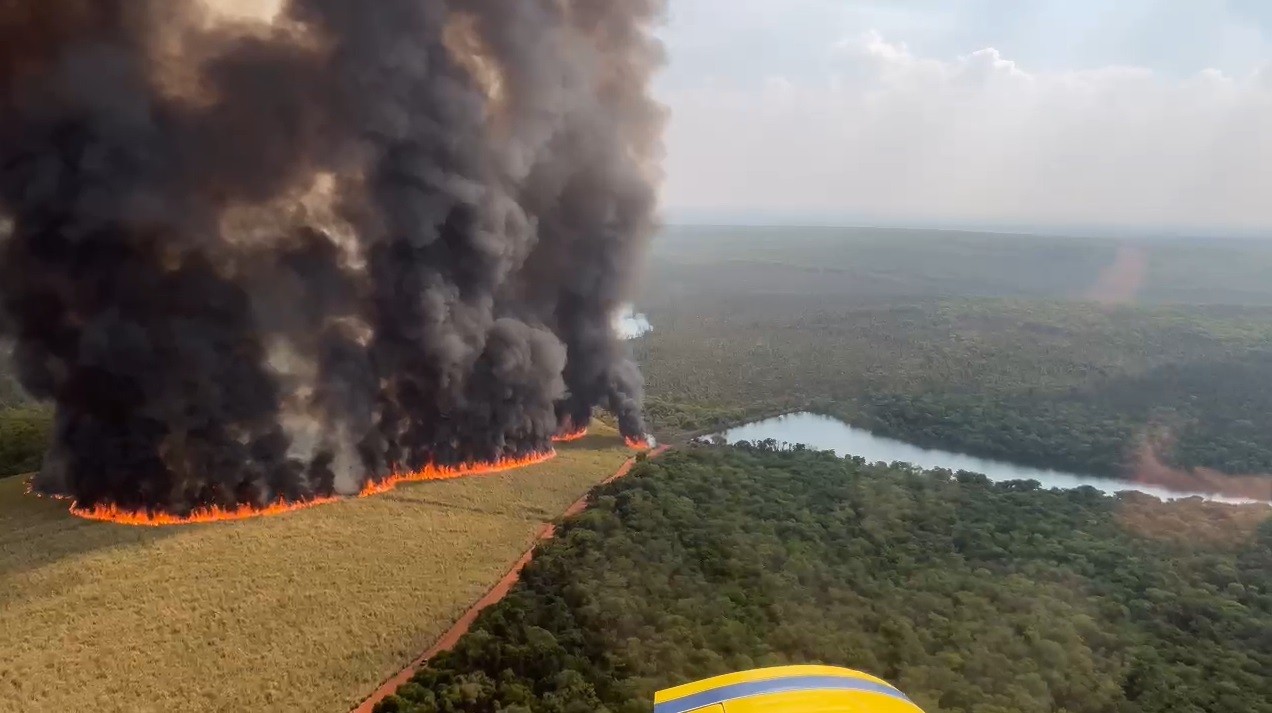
[352,446,670,713]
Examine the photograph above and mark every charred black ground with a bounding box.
[0,1,663,514]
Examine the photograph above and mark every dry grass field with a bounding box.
[0,425,632,713]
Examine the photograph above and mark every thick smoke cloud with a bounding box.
[0,0,664,514]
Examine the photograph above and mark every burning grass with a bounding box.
[0,423,632,713]
[552,427,588,443]
[61,450,564,527]
[68,494,343,526]
[357,450,557,499]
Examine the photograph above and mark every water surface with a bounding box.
[719,412,1267,504]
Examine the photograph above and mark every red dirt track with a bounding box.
[352,445,670,713]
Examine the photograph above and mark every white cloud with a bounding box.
[661,31,1272,232]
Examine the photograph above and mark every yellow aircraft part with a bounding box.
[654,665,926,713]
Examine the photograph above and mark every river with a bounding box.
[718,412,1268,504]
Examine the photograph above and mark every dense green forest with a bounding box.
[636,300,1272,476]
[636,228,1272,479]
[847,349,1272,476]
[649,226,1272,306]
[374,446,1272,713]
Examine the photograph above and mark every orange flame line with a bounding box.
[70,495,342,527]
[552,428,588,443]
[359,450,556,497]
[625,437,650,450]
[63,450,559,526]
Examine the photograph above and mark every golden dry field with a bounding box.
[0,426,632,713]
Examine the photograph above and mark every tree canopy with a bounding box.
[375,446,1272,713]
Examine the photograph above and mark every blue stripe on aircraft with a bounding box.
[654,675,914,713]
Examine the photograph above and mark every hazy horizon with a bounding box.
[656,1,1272,235]
[657,210,1272,242]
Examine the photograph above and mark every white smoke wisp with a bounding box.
[613,305,652,340]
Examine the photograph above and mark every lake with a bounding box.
[718,412,1268,505]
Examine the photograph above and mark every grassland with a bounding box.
[0,425,632,713]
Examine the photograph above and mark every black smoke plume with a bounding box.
[0,0,664,514]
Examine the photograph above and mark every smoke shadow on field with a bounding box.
[0,477,183,596]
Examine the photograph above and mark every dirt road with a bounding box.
[352,446,669,713]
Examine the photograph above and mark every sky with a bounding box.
[655,0,1272,234]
